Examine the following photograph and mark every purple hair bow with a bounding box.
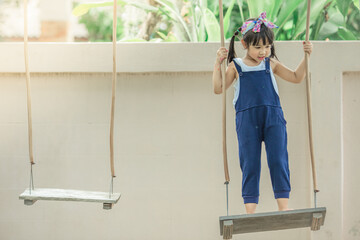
[240,12,278,36]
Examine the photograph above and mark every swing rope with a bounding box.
[218,0,230,216]
[23,0,35,194]
[109,0,117,183]
[304,0,320,207]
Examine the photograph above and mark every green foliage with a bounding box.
[338,26,357,40]
[72,0,157,17]
[73,0,360,41]
[155,0,194,41]
[203,8,220,41]
[336,0,352,17]
[78,7,124,42]
[234,0,360,40]
[223,0,237,37]
[354,0,360,9]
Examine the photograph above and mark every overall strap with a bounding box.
[265,57,271,73]
[233,59,243,76]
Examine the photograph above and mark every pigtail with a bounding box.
[227,28,240,65]
[270,44,279,60]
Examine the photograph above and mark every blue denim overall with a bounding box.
[234,58,291,204]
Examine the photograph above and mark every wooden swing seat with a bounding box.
[19,188,121,209]
[220,207,326,237]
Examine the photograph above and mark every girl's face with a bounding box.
[242,39,271,64]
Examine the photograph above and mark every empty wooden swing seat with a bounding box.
[19,0,121,211]
[220,207,326,237]
[19,188,121,209]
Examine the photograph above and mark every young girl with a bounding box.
[212,12,313,214]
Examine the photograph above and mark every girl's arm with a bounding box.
[271,41,313,84]
[213,47,237,94]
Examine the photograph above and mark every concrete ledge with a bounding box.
[1,42,359,73]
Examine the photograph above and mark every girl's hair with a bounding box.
[227,18,278,65]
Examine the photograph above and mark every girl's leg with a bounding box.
[276,198,291,211]
[245,203,257,214]
[236,110,262,209]
[240,140,262,206]
[264,108,291,208]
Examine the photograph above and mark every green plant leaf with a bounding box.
[204,8,220,41]
[155,0,193,41]
[119,37,147,42]
[247,0,275,18]
[236,0,245,23]
[164,33,178,42]
[73,2,113,16]
[128,1,159,11]
[207,0,218,14]
[319,21,339,36]
[72,0,157,16]
[354,0,360,9]
[336,0,352,17]
[156,31,178,42]
[337,26,357,39]
[318,8,344,38]
[268,0,283,20]
[196,7,206,42]
[157,31,167,39]
[149,38,163,42]
[200,0,207,10]
[246,0,260,17]
[245,0,280,20]
[292,0,330,39]
[224,0,236,35]
[275,0,303,32]
[190,4,199,42]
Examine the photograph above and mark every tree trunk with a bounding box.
[137,0,161,40]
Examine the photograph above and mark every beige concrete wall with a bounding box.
[0,42,359,240]
[342,71,360,240]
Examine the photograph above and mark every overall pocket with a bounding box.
[276,108,287,125]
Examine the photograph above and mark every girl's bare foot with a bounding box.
[280,208,294,211]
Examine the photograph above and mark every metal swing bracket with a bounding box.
[222,181,233,239]
[310,189,324,231]
[225,181,229,216]
[24,163,37,206]
[103,176,115,210]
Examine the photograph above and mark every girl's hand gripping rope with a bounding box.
[303,41,313,55]
[216,47,229,65]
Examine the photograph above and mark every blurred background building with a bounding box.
[0,0,145,42]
